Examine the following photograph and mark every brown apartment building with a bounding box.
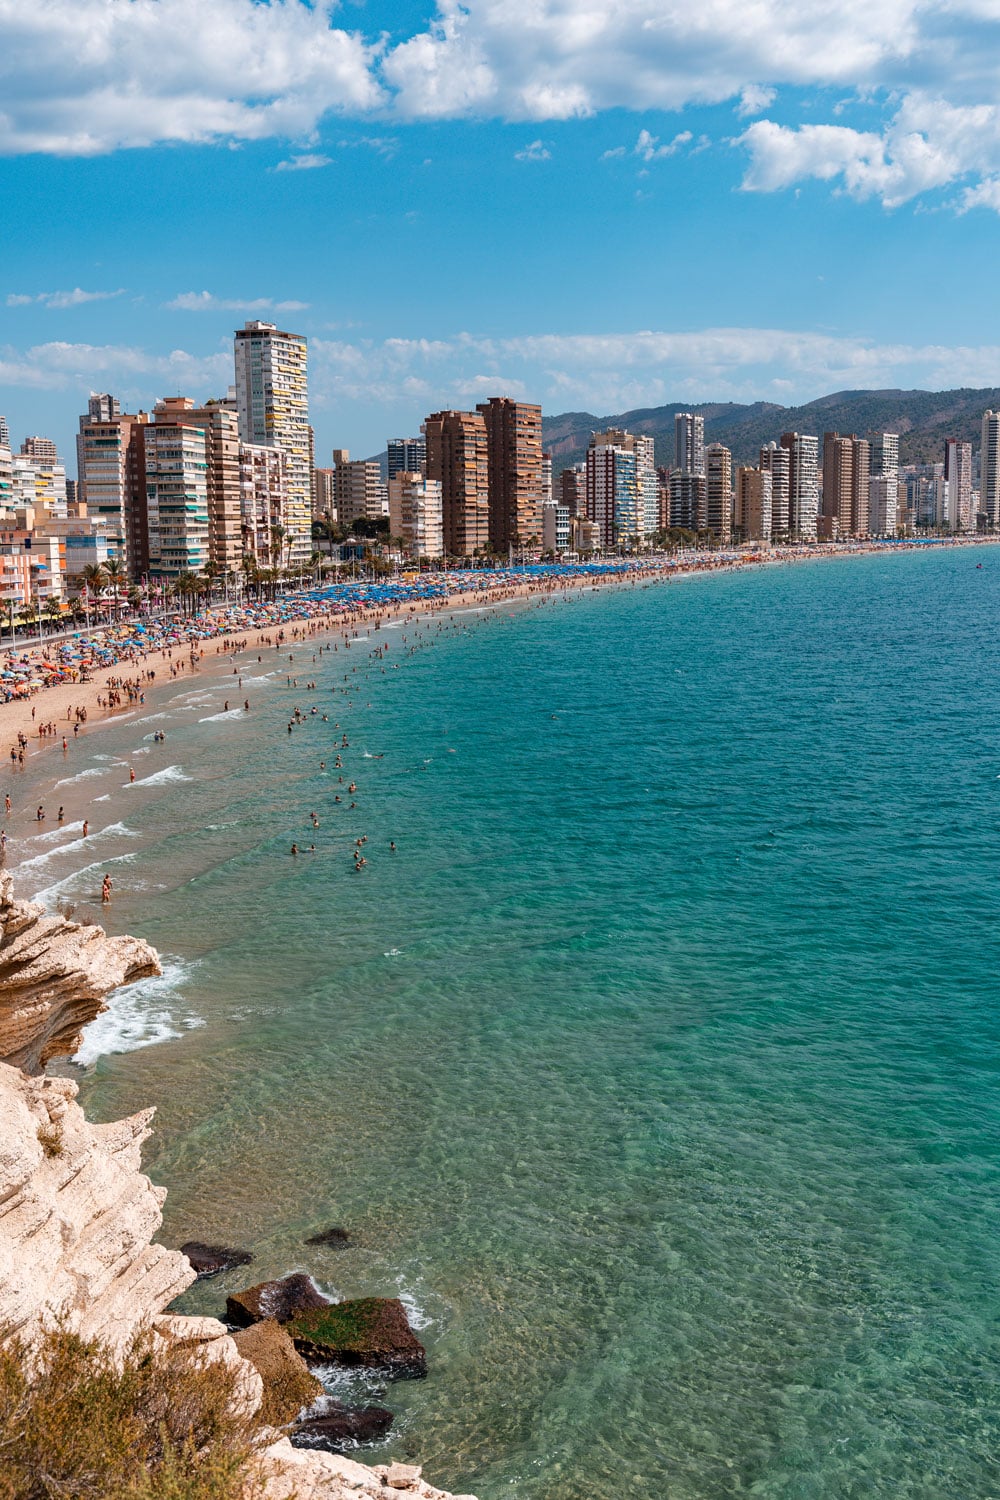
[475,397,544,549]
[822,431,870,539]
[423,410,489,556]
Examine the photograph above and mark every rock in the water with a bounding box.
[287,1297,427,1379]
[232,1318,323,1425]
[304,1226,351,1248]
[291,1401,394,1451]
[181,1241,253,1278]
[227,1272,331,1328]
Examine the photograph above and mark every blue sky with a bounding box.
[2,0,1000,467]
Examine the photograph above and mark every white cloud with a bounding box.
[6,288,126,309]
[737,84,777,118]
[514,139,551,161]
[308,326,1000,416]
[0,0,381,155]
[635,128,691,160]
[335,136,399,157]
[274,153,332,171]
[0,341,232,393]
[165,292,309,312]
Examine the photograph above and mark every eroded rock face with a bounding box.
[232,1319,324,1423]
[0,1059,194,1350]
[0,874,161,1074]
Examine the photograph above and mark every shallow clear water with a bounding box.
[15,547,1000,1498]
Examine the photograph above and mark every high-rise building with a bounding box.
[388,472,443,559]
[331,449,387,528]
[735,467,773,542]
[704,442,733,542]
[143,411,210,578]
[982,411,1000,528]
[944,438,973,531]
[0,417,8,450]
[239,442,288,565]
[668,470,706,532]
[780,432,819,540]
[387,437,426,481]
[423,410,489,556]
[675,412,705,475]
[313,467,336,521]
[587,429,654,546]
[164,400,243,577]
[560,463,586,516]
[542,501,571,554]
[76,394,144,572]
[234,321,311,564]
[868,432,900,535]
[759,441,790,539]
[476,397,544,549]
[20,436,59,466]
[821,432,870,538]
[542,452,552,506]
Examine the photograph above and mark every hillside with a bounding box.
[542,388,1000,472]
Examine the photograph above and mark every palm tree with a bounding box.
[103,559,127,622]
[43,597,63,635]
[77,563,107,629]
[173,571,198,615]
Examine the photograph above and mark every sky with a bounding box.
[3,0,1000,468]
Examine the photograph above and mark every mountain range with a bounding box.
[541,388,1000,473]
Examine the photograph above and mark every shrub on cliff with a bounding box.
[0,1324,265,1500]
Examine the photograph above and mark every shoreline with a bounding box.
[1,531,997,805]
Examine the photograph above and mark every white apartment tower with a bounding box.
[982,411,1000,528]
[868,432,900,535]
[780,432,819,540]
[234,321,312,565]
[674,413,705,475]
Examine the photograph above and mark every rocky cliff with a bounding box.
[0,873,161,1073]
[0,895,476,1500]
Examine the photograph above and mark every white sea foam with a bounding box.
[198,709,244,723]
[93,794,111,802]
[384,948,403,957]
[54,768,108,788]
[127,765,191,787]
[72,959,200,1066]
[14,821,135,876]
[33,851,138,907]
[396,1284,433,1331]
[32,819,86,843]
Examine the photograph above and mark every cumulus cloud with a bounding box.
[0,0,381,155]
[307,326,1000,416]
[0,341,232,393]
[737,84,777,118]
[166,292,309,312]
[514,139,551,161]
[274,153,332,171]
[6,288,126,309]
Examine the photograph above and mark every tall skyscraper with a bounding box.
[234,321,311,564]
[0,416,9,450]
[387,437,427,481]
[780,432,819,540]
[175,401,243,576]
[586,429,656,545]
[944,438,973,531]
[76,393,145,573]
[423,410,489,556]
[476,397,544,549]
[388,472,444,559]
[760,441,790,539]
[674,412,705,475]
[313,467,336,521]
[668,470,706,531]
[982,411,1000,528]
[868,432,900,535]
[239,443,288,564]
[20,436,59,465]
[822,432,870,538]
[735,467,773,542]
[144,407,210,579]
[704,442,733,542]
[560,463,586,516]
[331,449,387,528]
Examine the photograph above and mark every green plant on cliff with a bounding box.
[0,1324,266,1500]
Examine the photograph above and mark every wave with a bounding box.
[198,709,245,723]
[72,958,201,1066]
[126,765,191,787]
[13,821,136,876]
[54,768,108,788]
[31,820,86,843]
[32,851,138,907]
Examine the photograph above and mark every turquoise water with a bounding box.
[17,546,1000,1498]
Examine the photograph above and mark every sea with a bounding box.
[13,543,1000,1499]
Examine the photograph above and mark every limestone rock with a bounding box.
[287,1298,427,1379]
[0,874,161,1074]
[0,1060,193,1350]
[227,1272,331,1328]
[259,1439,477,1500]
